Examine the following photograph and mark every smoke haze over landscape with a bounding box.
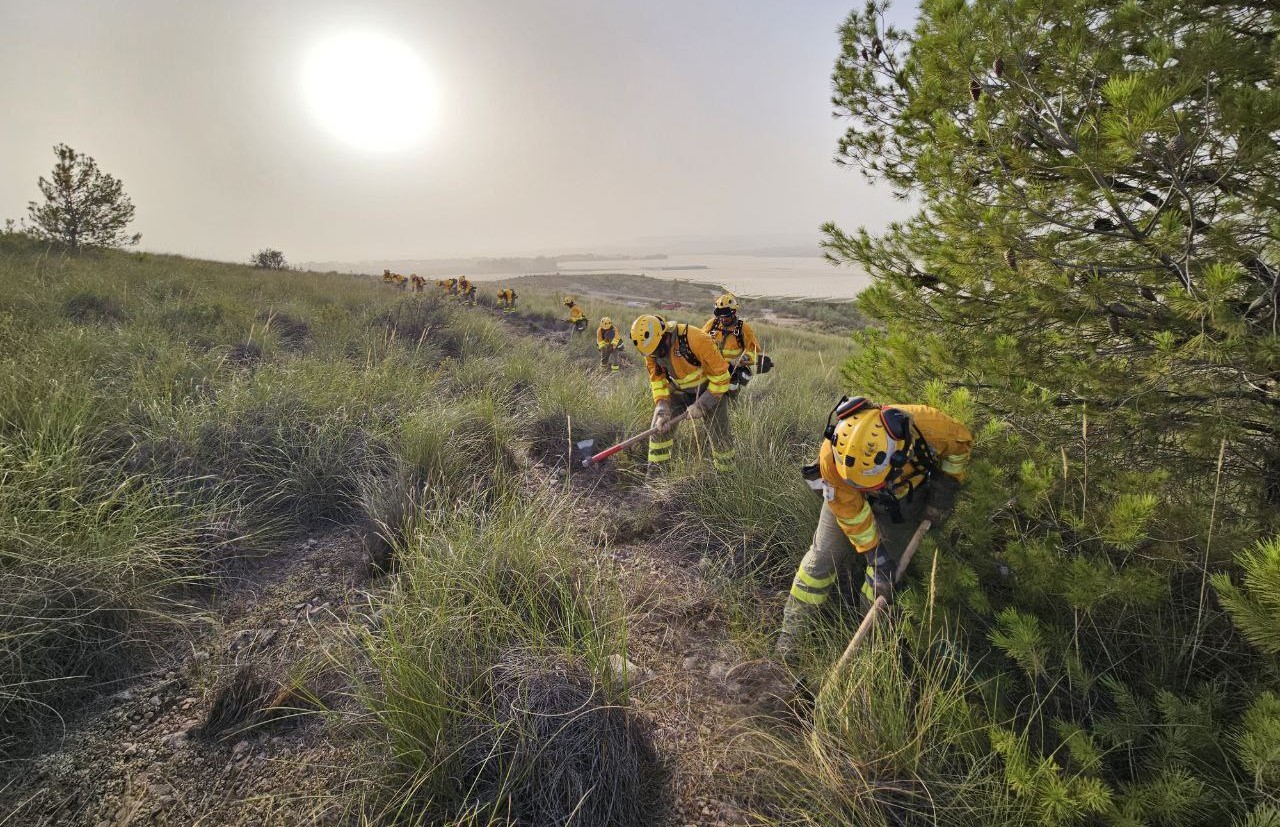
[1,0,915,270]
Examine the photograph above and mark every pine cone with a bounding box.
[1093,217,1115,231]
[1140,286,1157,302]
[993,56,1004,77]
[969,80,982,102]
[861,47,870,61]
[1005,249,1018,270]
[1107,314,1121,335]
[872,37,883,56]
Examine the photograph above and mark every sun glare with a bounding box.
[301,31,438,153]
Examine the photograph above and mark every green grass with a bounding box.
[13,232,1230,827]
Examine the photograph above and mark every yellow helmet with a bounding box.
[562,296,576,307]
[630,314,669,356]
[714,293,739,317]
[599,316,613,328]
[830,406,906,488]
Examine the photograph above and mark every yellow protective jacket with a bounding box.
[702,316,761,364]
[644,324,731,404]
[498,288,516,303]
[816,405,972,552]
[567,304,586,323]
[459,278,472,293]
[447,278,459,294]
[597,324,620,349]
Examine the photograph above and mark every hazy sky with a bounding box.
[1,1,916,262]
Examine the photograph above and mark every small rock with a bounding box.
[607,654,654,688]
[123,743,138,757]
[232,740,251,759]
[682,656,699,671]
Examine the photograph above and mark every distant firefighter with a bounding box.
[409,274,426,292]
[497,287,518,313]
[562,296,588,333]
[458,276,477,305]
[383,270,408,289]
[596,317,623,372]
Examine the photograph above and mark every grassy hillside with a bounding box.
[0,235,860,825]
[9,237,1271,826]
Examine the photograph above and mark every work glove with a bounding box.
[924,474,960,526]
[651,401,673,434]
[865,544,895,603]
[684,391,719,421]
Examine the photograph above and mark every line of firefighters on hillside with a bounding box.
[380,271,975,675]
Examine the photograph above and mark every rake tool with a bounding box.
[576,412,690,468]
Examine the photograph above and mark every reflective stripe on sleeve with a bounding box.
[673,369,705,389]
[848,522,879,548]
[940,453,970,474]
[706,370,731,394]
[836,502,873,528]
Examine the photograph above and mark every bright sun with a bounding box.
[301,32,438,153]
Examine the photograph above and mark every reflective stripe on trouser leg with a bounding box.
[648,437,673,463]
[706,396,734,471]
[781,506,859,641]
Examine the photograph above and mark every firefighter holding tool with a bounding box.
[630,314,734,473]
[777,396,972,660]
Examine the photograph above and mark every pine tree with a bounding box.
[828,2,1280,823]
[26,144,140,251]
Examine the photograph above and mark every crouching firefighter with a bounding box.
[597,317,623,372]
[630,314,734,473]
[776,397,972,660]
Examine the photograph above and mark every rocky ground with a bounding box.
[3,311,783,827]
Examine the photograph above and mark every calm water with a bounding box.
[472,254,871,299]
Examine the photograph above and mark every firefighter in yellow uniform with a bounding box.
[596,317,623,372]
[703,293,763,394]
[446,277,459,297]
[630,314,734,473]
[436,278,450,293]
[497,287,518,313]
[563,297,588,333]
[777,397,972,659]
[458,276,477,305]
[409,274,426,292]
[382,269,397,285]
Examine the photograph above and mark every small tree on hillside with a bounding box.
[26,144,140,251]
[250,248,288,270]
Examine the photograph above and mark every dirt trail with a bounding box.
[6,305,773,827]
